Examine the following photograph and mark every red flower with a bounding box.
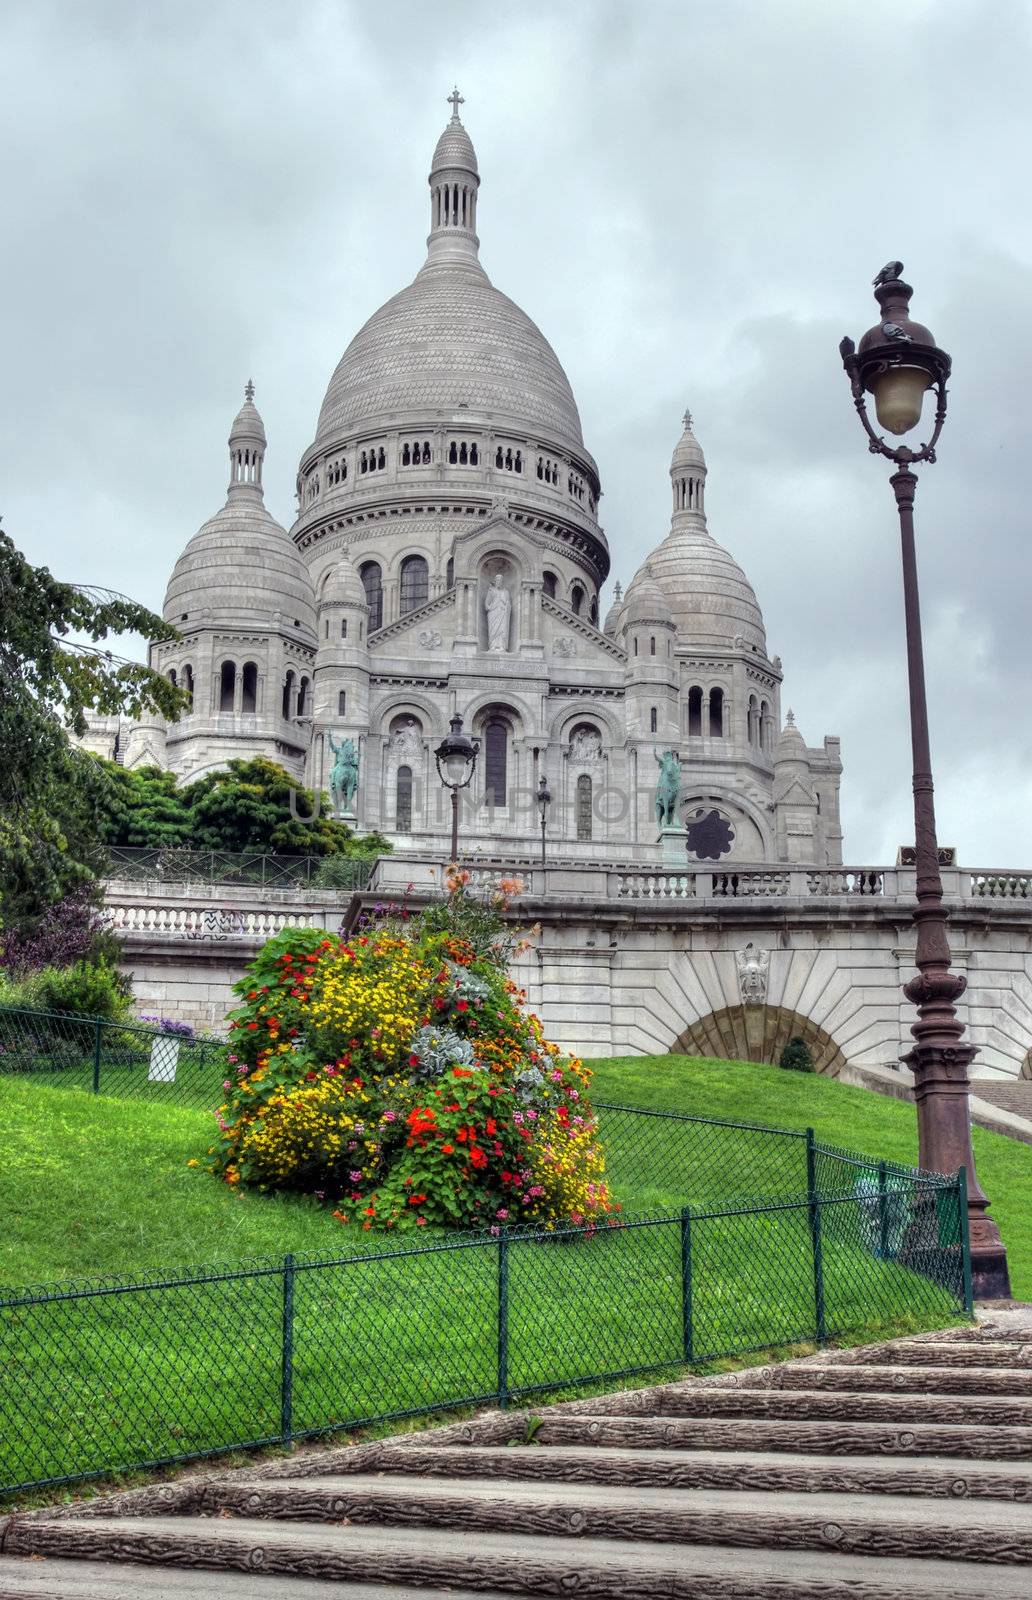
[456,999,469,1013]
[486,1118,497,1136]
[441,1143,455,1154]
[470,1148,488,1169]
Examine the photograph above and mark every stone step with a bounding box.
[774,1363,1032,1396]
[829,1339,1032,1368]
[8,1515,1032,1600]
[302,1440,1032,1501]
[202,1471,1032,1565]
[596,1382,1032,1427]
[0,1557,503,1599]
[496,1410,1032,1460]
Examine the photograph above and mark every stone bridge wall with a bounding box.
[103,859,1032,1080]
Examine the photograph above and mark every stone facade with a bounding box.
[92,99,842,868]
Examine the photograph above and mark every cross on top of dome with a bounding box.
[245,378,255,402]
[683,408,693,430]
[447,86,464,119]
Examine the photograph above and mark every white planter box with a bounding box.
[148,1035,180,1083]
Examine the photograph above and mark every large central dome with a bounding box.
[310,99,586,461]
[314,263,585,448]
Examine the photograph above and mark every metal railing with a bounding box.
[103,847,374,890]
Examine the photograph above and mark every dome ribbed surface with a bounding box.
[642,527,767,652]
[314,261,585,448]
[431,120,478,174]
[230,396,266,446]
[165,497,316,637]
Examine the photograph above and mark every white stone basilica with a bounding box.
[110,96,843,868]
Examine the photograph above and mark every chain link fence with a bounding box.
[0,1170,968,1495]
[0,1007,226,1111]
[0,1005,972,1494]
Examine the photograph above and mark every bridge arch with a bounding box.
[673,1004,847,1076]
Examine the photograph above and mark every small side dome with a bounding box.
[164,384,316,639]
[602,579,624,637]
[320,559,368,609]
[622,567,675,629]
[775,709,808,762]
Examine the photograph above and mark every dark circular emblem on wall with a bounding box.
[685,807,735,861]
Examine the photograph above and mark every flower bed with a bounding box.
[210,874,615,1233]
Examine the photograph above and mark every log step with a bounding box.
[8,1515,1032,1600]
[773,1363,1032,1396]
[596,1383,1032,1426]
[329,1441,1032,1501]
[201,1472,1032,1565]
[828,1340,1032,1368]
[482,1410,1032,1460]
[0,1556,503,1598]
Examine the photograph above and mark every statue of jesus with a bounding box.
[485,574,511,652]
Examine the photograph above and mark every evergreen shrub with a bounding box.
[779,1036,815,1073]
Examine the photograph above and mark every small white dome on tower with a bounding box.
[165,384,316,638]
[320,559,368,609]
[621,567,675,629]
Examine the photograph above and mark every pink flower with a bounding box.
[383,1110,397,1122]
[223,1080,231,1090]
[349,1170,363,1183]
[495,1208,509,1220]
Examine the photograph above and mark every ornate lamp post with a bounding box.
[840,264,1010,1299]
[536,772,551,868]
[434,714,479,865]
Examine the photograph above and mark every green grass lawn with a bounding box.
[4,1053,1024,1495]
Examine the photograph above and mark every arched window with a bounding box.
[760,699,771,752]
[484,719,508,807]
[650,707,658,734]
[402,442,411,466]
[219,660,236,712]
[341,618,348,639]
[241,661,258,714]
[448,441,458,464]
[445,556,455,588]
[543,571,557,598]
[296,676,309,717]
[377,446,385,469]
[167,667,177,687]
[633,636,638,655]
[688,685,703,736]
[709,686,724,738]
[183,664,194,709]
[281,669,295,719]
[748,694,759,745]
[337,690,347,716]
[396,766,413,832]
[360,561,383,631]
[576,773,593,841]
[400,555,429,614]
[649,636,656,656]
[570,584,584,616]
[590,596,599,626]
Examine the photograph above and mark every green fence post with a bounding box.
[497,1229,510,1409]
[877,1160,890,1260]
[805,1128,828,1345]
[680,1207,694,1364]
[957,1166,974,1318]
[91,1019,102,1095]
[281,1253,295,1446]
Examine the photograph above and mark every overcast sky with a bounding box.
[2,0,1030,866]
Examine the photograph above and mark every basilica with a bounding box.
[104,96,843,867]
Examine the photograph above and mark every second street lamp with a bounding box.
[840,263,1009,1299]
[537,771,551,868]
[434,714,479,866]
